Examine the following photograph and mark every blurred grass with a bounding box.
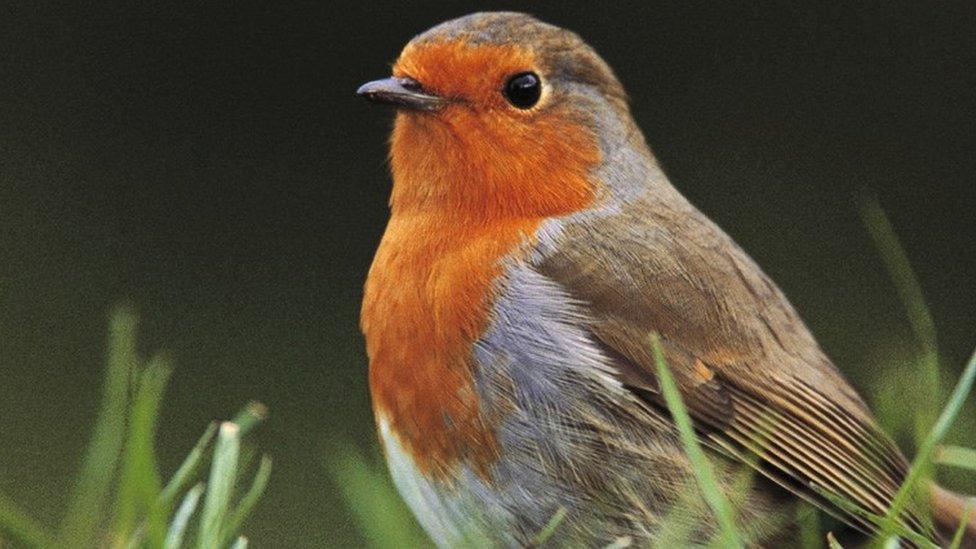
[61,308,139,547]
[937,446,976,472]
[651,332,743,547]
[860,196,976,545]
[528,507,567,547]
[949,502,975,549]
[0,307,272,548]
[326,445,429,549]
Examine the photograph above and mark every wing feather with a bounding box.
[534,190,939,543]
[614,338,936,543]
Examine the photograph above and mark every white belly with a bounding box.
[377,418,496,548]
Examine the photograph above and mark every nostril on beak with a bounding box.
[397,77,424,93]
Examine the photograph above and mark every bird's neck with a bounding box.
[387,109,599,219]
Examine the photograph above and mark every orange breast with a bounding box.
[362,212,539,479]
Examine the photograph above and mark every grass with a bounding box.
[326,445,430,549]
[879,348,976,542]
[937,446,976,472]
[650,332,743,547]
[860,196,976,545]
[949,502,975,549]
[527,507,568,547]
[0,307,272,548]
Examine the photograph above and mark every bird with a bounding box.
[358,12,975,547]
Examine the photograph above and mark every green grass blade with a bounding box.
[527,506,566,547]
[59,306,138,547]
[882,536,901,549]
[859,195,937,354]
[126,421,218,549]
[0,491,56,548]
[122,524,147,549]
[653,475,708,546]
[882,347,976,539]
[230,536,248,549]
[231,402,268,438]
[860,197,953,540]
[602,537,633,549]
[650,333,743,547]
[197,422,240,549]
[948,500,975,549]
[815,487,937,548]
[934,445,976,471]
[235,447,258,491]
[861,196,942,456]
[826,531,845,549]
[164,483,204,549]
[219,456,272,546]
[327,445,429,548]
[159,422,218,508]
[796,504,821,549]
[113,353,172,546]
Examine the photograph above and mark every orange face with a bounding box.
[387,40,601,218]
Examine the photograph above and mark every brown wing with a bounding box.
[536,189,937,543]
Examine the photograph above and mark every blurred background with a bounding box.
[2,1,974,546]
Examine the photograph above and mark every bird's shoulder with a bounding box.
[533,188,861,407]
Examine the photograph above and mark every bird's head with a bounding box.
[359,12,644,218]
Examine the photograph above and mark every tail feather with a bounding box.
[931,485,976,548]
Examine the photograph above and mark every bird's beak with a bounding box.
[357,77,447,111]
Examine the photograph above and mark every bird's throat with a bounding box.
[388,103,600,219]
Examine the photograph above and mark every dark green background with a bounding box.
[2,1,974,546]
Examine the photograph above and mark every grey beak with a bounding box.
[357,77,447,111]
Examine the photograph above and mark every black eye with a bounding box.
[503,72,541,109]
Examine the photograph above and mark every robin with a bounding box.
[358,12,974,547]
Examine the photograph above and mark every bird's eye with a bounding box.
[503,72,541,109]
